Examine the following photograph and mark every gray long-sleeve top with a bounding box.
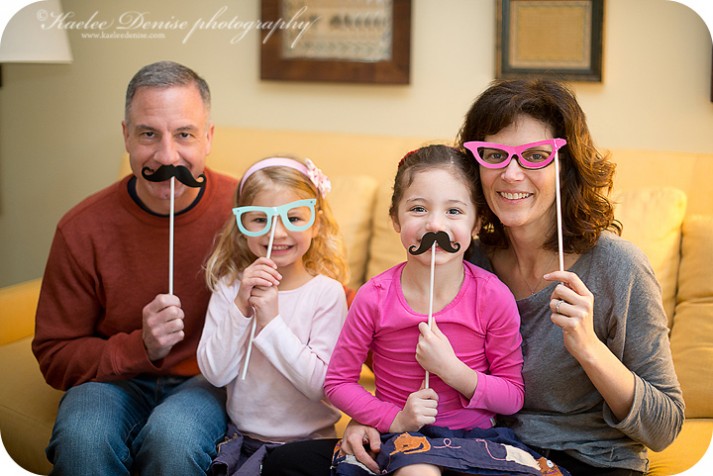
[469,232,684,472]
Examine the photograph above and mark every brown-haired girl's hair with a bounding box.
[456,79,621,253]
[205,159,348,290]
[389,144,485,222]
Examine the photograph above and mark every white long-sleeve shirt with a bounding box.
[197,274,347,442]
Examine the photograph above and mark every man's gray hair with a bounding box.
[125,61,211,120]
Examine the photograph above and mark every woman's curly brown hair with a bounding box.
[456,79,621,253]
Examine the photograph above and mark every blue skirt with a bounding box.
[332,426,570,476]
[209,423,281,476]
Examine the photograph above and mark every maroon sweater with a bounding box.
[32,169,238,390]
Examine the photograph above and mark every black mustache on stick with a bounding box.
[141,165,206,188]
[408,231,461,255]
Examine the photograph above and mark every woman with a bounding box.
[261,79,684,476]
[456,79,683,475]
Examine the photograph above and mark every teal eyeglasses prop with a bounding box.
[233,199,317,237]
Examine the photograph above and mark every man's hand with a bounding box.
[341,420,382,474]
[142,294,185,361]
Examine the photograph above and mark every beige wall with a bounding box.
[0,0,712,287]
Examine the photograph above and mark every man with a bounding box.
[32,61,237,475]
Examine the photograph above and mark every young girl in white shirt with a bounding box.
[198,157,348,475]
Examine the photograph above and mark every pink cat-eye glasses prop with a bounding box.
[465,138,568,272]
[463,138,567,170]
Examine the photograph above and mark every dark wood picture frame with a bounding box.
[260,0,411,84]
[496,0,604,82]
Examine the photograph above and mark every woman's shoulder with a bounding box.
[590,232,650,267]
[581,232,658,292]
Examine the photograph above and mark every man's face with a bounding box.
[122,84,213,214]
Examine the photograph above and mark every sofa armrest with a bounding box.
[0,279,41,345]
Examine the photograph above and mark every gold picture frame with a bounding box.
[260,0,411,84]
[496,0,604,82]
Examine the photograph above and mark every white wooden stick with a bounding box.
[169,177,175,295]
[265,215,278,261]
[424,242,436,389]
[241,215,278,380]
[554,151,565,272]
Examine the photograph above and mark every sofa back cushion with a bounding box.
[366,180,408,280]
[613,187,687,326]
[669,215,713,418]
[0,279,41,345]
[328,176,379,290]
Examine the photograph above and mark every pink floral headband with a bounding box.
[238,157,332,198]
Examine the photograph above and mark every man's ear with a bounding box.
[121,120,129,151]
[205,122,215,155]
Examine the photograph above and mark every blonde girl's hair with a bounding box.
[205,158,349,290]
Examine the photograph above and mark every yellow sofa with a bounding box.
[1,127,712,475]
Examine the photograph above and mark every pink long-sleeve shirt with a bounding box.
[324,261,524,433]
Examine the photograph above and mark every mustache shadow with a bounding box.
[408,231,461,255]
[141,165,206,188]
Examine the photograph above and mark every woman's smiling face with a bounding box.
[479,114,557,236]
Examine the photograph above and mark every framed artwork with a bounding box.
[260,0,411,84]
[496,0,604,82]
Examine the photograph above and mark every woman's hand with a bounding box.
[545,270,599,363]
[340,420,382,474]
[234,257,281,317]
[389,388,438,433]
[544,270,635,420]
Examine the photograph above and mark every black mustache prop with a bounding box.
[141,165,206,188]
[409,231,461,255]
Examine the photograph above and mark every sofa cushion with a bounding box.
[646,418,713,475]
[0,337,61,475]
[669,215,713,419]
[613,188,687,326]
[0,279,41,345]
[328,176,379,290]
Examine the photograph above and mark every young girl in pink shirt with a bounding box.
[325,146,566,476]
